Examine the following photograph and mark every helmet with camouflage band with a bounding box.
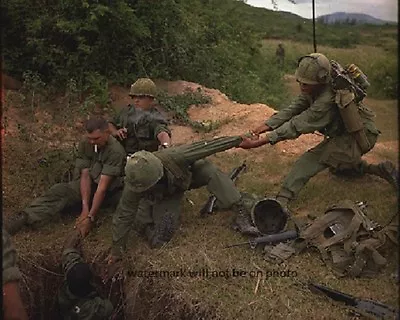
[124,151,164,192]
[295,53,331,85]
[250,198,288,234]
[129,78,157,98]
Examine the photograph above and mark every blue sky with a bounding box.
[246,0,398,22]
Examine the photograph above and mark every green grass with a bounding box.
[261,39,398,99]
[4,55,398,319]
[13,149,398,319]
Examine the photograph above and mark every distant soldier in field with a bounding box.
[239,53,398,208]
[5,117,126,237]
[2,228,29,320]
[275,43,285,68]
[109,135,260,263]
[108,78,171,154]
[57,230,113,319]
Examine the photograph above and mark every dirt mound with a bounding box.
[110,80,324,158]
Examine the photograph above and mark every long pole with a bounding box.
[312,0,317,52]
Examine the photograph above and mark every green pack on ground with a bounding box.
[264,200,398,278]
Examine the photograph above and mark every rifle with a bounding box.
[224,229,298,249]
[308,282,399,320]
[330,60,367,103]
[200,161,247,217]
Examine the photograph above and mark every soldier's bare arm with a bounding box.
[157,131,171,147]
[88,174,114,220]
[77,174,114,237]
[79,168,92,216]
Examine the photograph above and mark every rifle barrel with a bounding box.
[309,283,399,319]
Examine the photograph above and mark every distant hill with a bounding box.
[317,12,395,25]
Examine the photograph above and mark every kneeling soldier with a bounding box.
[111,135,259,261]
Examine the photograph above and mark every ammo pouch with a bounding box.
[335,89,370,153]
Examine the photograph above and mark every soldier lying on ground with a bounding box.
[2,227,29,320]
[108,77,171,154]
[239,53,398,208]
[57,230,113,319]
[109,135,259,263]
[5,117,126,237]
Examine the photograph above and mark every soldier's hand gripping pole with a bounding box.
[200,161,247,217]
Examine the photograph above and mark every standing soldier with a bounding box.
[239,53,398,208]
[275,43,285,68]
[5,117,126,237]
[2,228,29,320]
[110,135,259,262]
[108,78,171,154]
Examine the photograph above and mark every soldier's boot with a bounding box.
[5,212,29,235]
[231,195,260,236]
[364,161,399,190]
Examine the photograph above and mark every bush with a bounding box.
[2,0,288,106]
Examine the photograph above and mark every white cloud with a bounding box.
[246,0,398,22]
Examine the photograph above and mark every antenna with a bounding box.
[312,0,317,52]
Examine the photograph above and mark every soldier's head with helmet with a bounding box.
[129,78,157,111]
[295,53,331,96]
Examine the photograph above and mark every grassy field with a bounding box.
[261,38,398,100]
[2,17,398,317]
[5,75,398,319]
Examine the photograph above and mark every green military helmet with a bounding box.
[295,53,331,85]
[124,151,164,192]
[250,198,288,234]
[129,78,157,98]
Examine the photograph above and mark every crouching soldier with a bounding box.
[57,230,113,319]
[241,53,398,208]
[110,135,259,262]
[5,117,126,237]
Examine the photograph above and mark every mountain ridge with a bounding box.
[317,12,396,25]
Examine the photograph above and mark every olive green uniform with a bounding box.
[57,247,113,319]
[110,104,172,235]
[110,105,171,154]
[22,136,126,228]
[265,85,380,201]
[2,228,22,285]
[112,136,243,254]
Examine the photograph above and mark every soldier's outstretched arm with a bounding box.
[79,168,92,217]
[265,94,310,129]
[111,187,141,259]
[266,97,336,145]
